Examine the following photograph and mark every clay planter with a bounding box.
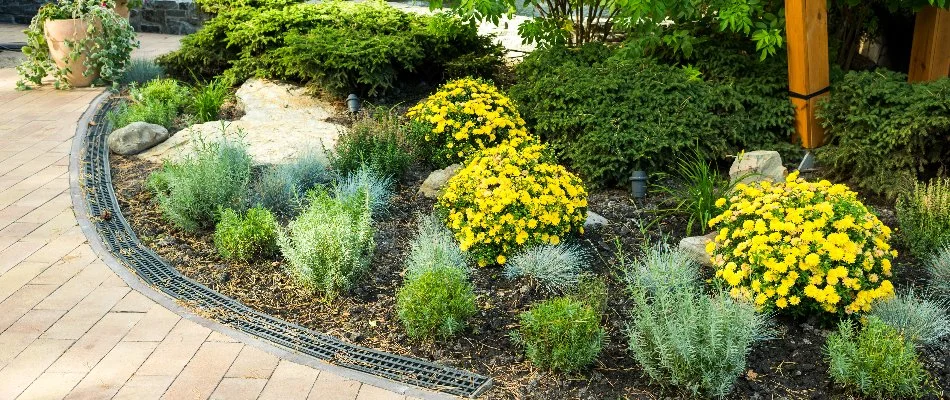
[114,0,130,19]
[43,18,99,87]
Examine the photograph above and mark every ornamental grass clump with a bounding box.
[826,317,928,398]
[514,296,604,372]
[438,137,588,266]
[707,171,897,315]
[253,152,329,218]
[504,243,588,293]
[214,207,278,262]
[896,178,950,258]
[625,246,767,398]
[928,243,950,303]
[277,189,374,297]
[333,167,393,217]
[147,138,252,232]
[403,214,468,279]
[406,77,531,165]
[869,290,950,347]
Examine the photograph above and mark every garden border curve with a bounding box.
[68,91,491,400]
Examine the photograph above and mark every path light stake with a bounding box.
[346,93,360,114]
[630,170,648,199]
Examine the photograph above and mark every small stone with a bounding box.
[678,232,716,266]
[584,211,608,229]
[108,122,169,155]
[418,163,462,198]
[216,271,230,284]
[729,150,787,185]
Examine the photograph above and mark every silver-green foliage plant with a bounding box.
[147,137,252,232]
[214,207,278,262]
[928,243,950,303]
[625,245,767,398]
[513,296,605,372]
[278,189,374,297]
[404,214,468,279]
[826,317,928,399]
[896,178,950,258]
[121,58,164,86]
[869,290,950,347]
[17,0,138,90]
[254,152,329,218]
[504,244,587,293]
[333,167,393,217]
[625,244,698,295]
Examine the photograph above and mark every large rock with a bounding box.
[679,232,716,267]
[729,150,787,185]
[135,79,345,165]
[584,211,609,229]
[108,122,169,155]
[419,164,462,198]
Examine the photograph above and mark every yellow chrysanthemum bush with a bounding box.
[406,77,530,165]
[706,171,897,315]
[438,137,588,267]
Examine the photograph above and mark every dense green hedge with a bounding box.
[158,0,502,96]
[509,42,795,187]
[817,70,950,197]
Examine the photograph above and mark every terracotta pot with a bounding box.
[43,18,99,87]
[114,0,130,19]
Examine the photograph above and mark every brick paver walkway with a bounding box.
[0,27,418,400]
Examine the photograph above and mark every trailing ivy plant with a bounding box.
[16,0,138,90]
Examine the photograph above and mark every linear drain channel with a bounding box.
[80,98,492,398]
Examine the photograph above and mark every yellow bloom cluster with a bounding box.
[438,136,588,267]
[707,171,897,315]
[406,77,530,164]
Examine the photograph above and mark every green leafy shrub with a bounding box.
[927,243,950,304]
[897,178,950,258]
[157,1,502,96]
[121,58,164,86]
[396,216,476,339]
[190,78,230,123]
[514,296,604,372]
[826,317,928,398]
[329,108,417,179]
[277,189,374,296]
[109,78,190,129]
[625,245,767,398]
[817,71,950,197]
[254,153,329,218]
[509,43,794,187]
[214,207,278,261]
[147,139,252,232]
[869,290,950,347]
[504,244,587,293]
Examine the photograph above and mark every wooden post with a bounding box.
[909,6,950,82]
[785,0,831,149]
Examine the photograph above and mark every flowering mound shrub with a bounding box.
[707,172,897,315]
[406,77,530,165]
[438,138,588,266]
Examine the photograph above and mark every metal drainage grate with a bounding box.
[80,98,492,398]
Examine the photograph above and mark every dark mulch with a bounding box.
[110,157,948,399]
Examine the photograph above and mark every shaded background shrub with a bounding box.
[147,139,252,232]
[157,0,503,97]
[509,41,794,187]
[817,71,950,197]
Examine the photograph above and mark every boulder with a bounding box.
[135,79,345,165]
[108,122,169,155]
[584,211,609,229]
[419,163,462,198]
[729,150,786,185]
[679,232,716,266]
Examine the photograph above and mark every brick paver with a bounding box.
[0,25,421,400]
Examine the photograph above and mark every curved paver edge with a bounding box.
[68,91,458,400]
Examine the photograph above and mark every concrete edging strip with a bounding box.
[69,91,460,400]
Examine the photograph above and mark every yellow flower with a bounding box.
[496,255,506,265]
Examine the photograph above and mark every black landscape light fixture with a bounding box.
[346,93,360,114]
[630,170,648,199]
